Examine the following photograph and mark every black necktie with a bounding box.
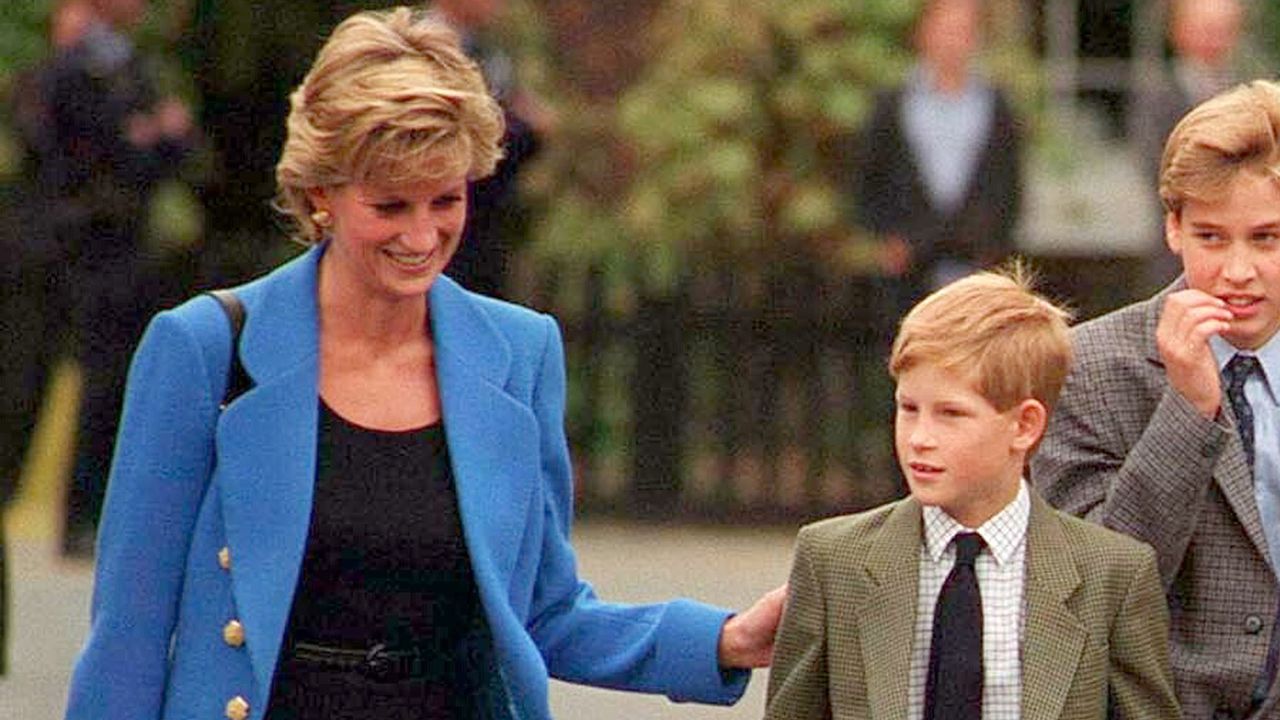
[1224,354,1261,467]
[924,532,986,720]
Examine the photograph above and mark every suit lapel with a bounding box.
[1143,282,1271,563]
[214,251,537,692]
[1021,494,1087,720]
[216,247,322,694]
[430,277,536,599]
[1214,442,1270,563]
[858,499,924,720]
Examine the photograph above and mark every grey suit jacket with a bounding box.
[1033,283,1277,720]
[764,492,1179,720]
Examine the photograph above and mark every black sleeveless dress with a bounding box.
[263,401,481,719]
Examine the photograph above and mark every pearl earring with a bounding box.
[310,209,332,228]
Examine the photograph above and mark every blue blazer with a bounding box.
[66,245,748,719]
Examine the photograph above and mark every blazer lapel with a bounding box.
[1215,442,1269,563]
[1021,494,1087,720]
[212,252,538,692]
[857,499,924,720]
[1143,281,1271,563]
[430,277,537,599]
[216,247,322,695]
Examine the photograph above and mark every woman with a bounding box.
[65,8,783,720]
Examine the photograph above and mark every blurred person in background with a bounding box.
[0,0,109,675]
[431,0,555,299]
[51,0,95,47]
[37,0,196,558]
[1159,0,1248,127]
[850,0,1022,319]
[65,8,782,719]
[1143,0,1258,287]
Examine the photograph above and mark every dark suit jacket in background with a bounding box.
[765,491,1179,720]
[851,85,1022,313]
[1137,74,1203,288]
[1033,282,1278,720]
[445,31,541,299]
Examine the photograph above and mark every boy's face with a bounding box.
[1167,170,1280,350]
[894,363,1042,528]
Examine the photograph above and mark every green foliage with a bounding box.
[0,0,49,81]
[524,0,934,299]
[490,0,558,101]
[145,179,204,253]
[1262,3,1280,67]
[0,0,50,178]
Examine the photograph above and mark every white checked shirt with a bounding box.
[908,481,1031,720]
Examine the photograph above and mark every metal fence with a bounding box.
[519,252,1149,524]
[521,263,912,525]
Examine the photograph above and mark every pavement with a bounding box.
[2,517,798,719]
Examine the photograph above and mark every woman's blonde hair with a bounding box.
[889,263,1074,413]
[275,6,505,242]
[1160,80,1280,217]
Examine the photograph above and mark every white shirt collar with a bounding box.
[1210,332,1280,405]
[923,480,1030,566]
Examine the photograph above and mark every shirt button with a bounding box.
[1245,615,1264,634]
[223,620,245,647]
[225,696,250,720]
[218,546,231,570]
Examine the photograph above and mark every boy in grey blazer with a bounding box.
[1034,80,1280,719]
[767,269,1179,719]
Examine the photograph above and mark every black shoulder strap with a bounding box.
[206,289,252,408]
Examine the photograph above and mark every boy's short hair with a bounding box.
[889,264,1073,413]
[1160,79,1280,217]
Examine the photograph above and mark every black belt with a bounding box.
[291,641,436,682]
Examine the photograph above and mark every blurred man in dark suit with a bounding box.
[1141,0,1262,287]
[36,0,195,558]
[433,0,555,298]
[851,0,1022,319]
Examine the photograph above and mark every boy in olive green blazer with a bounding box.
[765,269,1180,720]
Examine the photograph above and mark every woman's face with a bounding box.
[310,175,468,303]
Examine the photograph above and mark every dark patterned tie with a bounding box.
[924,532,986,720]
[1224,354,1261,467]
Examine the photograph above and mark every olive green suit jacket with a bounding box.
[765,492,1180,720]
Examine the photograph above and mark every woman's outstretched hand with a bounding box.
[718,583,788,669]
